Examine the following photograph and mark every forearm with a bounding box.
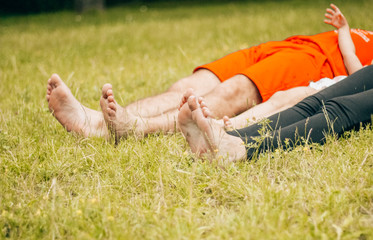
[338,26,363,74]
[338,25,355,55]
[341,52,364,75]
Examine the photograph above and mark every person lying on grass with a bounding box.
[46,4,373,142]
[178,5,373,162]
[216,3,373,130]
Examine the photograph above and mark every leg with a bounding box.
[231,65,373,138]
[100,83,184,139]
[230,88,373,160]
[101,73,262,139]
[201,86,317,130]
[46,74,108,138]
[100,47,265,139]
[199,74,262,118]
[178,92,246,163]
[99,70,220,139]
[46,69,218,138]
[124,69,221,117]
[225,86,317,129]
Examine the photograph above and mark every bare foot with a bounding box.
[100,84,145,142]
[178,93,246,163]
[223,116,234,131]
[199,97,228,129]
[178,88,195,111]
[178,96,210,155]
[46,74,108,138]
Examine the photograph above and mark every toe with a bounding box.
[108,95,115,103]
[108,102,117,111]
[50,74,62,87]
[200,100,207,109]
[187,96,198,111]
[102,83,112,98]
[178,97,187,111]
[202,106,211,118]
[223,116,233,128]
[108,108,116,117]
[182,88,194,101]
[179,88,194,110]
[107,89,113,97]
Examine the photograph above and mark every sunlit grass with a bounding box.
[1,0,373,239]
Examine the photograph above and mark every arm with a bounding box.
[324,4,363,74]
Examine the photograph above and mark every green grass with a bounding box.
[1,0,373,239]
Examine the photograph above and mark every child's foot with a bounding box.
[223,116,234,131]
[100,84,145,142]
[46,74,108,138]
[178,93,246,163]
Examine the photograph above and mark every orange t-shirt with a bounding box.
[195,29,373,101]
[286,29,373,76]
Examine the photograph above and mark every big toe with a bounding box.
[187,95,198,112]
[183,88,195,102]
[179,88,195,110]
[102,83,113,98]
[49,74,63,88]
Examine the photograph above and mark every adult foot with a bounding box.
[46,74,108,138]
[178,93,246,163]
[178,95,210,155]
[100,84,145,142]
[179,90,225,128]
[178,88,205,111]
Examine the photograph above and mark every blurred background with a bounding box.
[2,0,274,14]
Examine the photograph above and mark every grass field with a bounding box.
[1,0,373,239]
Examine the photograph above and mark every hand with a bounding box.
[323,4,348,29]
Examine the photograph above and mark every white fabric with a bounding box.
[308,75,347,90]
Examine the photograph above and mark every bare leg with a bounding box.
[103,73,262,139]
[136,85,316,135]
[98,69,220,139]
[222,86,318,129]
[100,83,145,141]
[124,69,221,117]
[46,74,108,138]
[122,72,261,121]
[200,74,262,118]
[178,93,246,163]
[100,86,198,138]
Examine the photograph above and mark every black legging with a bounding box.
[227,65,373,160]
